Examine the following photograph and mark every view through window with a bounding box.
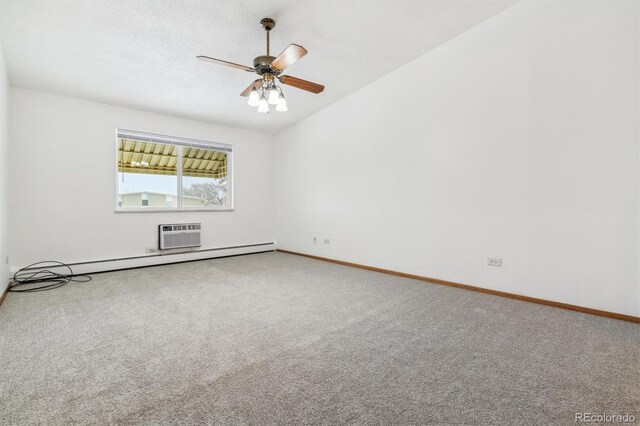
[117,131,232,210]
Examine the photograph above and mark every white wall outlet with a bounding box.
[323,238,330,244]
[313,236,317,244]
[487,257,502,267]
[5,256,8,265]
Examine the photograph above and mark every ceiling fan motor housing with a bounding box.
[253,55,279,76]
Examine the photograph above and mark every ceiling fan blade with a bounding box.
[197,56,254,72]
[241,79,262,97]
[278,75,324,94]
[270,44,308,71]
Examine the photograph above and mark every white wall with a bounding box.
[0,44,9,291]
[275,0,640,316]
[9,88,276,272]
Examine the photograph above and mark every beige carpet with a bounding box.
[0,252,638,425]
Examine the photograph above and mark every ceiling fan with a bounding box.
[197,18,324,113]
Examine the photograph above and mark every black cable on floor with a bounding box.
[8,261,92,292]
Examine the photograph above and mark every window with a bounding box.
[116,130,232,211]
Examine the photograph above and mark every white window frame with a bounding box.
[115,129,234,213]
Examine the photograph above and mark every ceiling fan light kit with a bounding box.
[197,17,324,114]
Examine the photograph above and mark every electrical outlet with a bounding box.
[323,238,330,244]
[487,257,502,267]
[5,256,8,265]
[313,236,317,244]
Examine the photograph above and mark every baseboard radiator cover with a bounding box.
[12,243,276,276]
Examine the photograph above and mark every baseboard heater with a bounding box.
[14,242,276,275]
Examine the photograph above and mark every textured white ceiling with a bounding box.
[0,0,518,134]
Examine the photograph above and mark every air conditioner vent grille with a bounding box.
[159,223,202,250]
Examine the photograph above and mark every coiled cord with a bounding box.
[8,261,92,292]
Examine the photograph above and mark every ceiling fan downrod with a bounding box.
[260,18,275,56]
[252,18,279,78]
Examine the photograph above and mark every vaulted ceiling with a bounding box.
[0,0,518,133]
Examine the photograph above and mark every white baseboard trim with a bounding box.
[10,242,276,275]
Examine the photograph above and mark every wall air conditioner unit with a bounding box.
[158,223,202,250]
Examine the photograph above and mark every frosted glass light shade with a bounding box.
[257,95,269,113]
[248,88,260,106]
[275,93,288,112]
[267,87,279,105]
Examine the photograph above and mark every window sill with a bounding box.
[115,208,234,213]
